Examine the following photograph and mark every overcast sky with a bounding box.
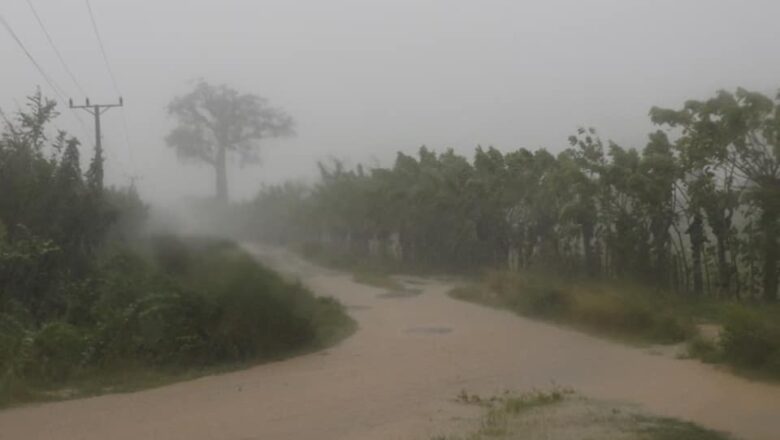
[3,0,780,202]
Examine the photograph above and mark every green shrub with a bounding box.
[720,307,780,370]
[687,336,722,363]
[0,313,26,359]
[0,236,354,406]
[132,290,211,364]
[650,312,694,343]
[517,285,570,318]
[27,322,86,383]
[310,296,356,345]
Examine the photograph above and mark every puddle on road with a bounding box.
[377,288,423,299]
[346,305,372,311]
[405,326,452,335]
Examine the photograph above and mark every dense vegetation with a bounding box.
[248,88,779,301]
[242,88,780,375]
[0,93,352,405]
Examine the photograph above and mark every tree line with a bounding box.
[247,88,780,302]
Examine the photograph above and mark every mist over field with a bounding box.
[3,0,780,202]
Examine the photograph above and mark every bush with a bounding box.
[572,292,651,331]
[484,271,570,318]
[0,236,354,406]
[687,336,721,363]
[572,292,692,343]
[458,271,693,344]
[27,322,87,384]
[720,307,780,371]
[0,313,29,377]
[517,285,570,318]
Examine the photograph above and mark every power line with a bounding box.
[0,13,68,103]
[84,0,138,179]
[85,0,120,95]
[0,12,88,137]
[25,0,88,97]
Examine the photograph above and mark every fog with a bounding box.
[3,0,780,203]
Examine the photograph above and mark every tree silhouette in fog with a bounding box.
[166,81,295,201]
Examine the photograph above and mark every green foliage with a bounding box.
[0,237,353,406]
[719,306,780,374]
[27,322,86,384]
[687,336,722,363]
[455,271,695,344]
[0,92,131,319]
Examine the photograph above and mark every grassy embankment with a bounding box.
[432,388,732,440]
[0,237,355,407]
[449,270,780,380]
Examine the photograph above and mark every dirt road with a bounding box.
[2,246,780,440]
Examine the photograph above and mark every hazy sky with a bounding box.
[3,0,780,202]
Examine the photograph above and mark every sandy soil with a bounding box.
[2,246,779,440]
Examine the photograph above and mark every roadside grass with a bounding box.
[636,416,735,440]
[7,313,356,409]
[449,271,695,345]
[432,388,733,440]
[683,303,780,381]
[449,270,780,380]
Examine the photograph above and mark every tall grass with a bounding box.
[451,270,695,344]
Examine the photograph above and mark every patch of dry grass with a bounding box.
[432,388,733,440]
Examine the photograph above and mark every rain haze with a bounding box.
[3,0,779,202]
[3,2,780,440]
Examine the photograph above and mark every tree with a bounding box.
[652,88,780,301]
[166,81,295,201]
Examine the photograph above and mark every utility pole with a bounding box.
[69,97,123,155]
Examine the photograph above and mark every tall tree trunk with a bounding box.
[581,221,596,277]
[761,207,778,302]
[714,230,730,298]
[650,216,671,288]
[688,212,704,296]
[672,222,689,292]
[215,146,228,202]
[731,243,741,299]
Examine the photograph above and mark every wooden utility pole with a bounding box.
[69,97,123,153]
